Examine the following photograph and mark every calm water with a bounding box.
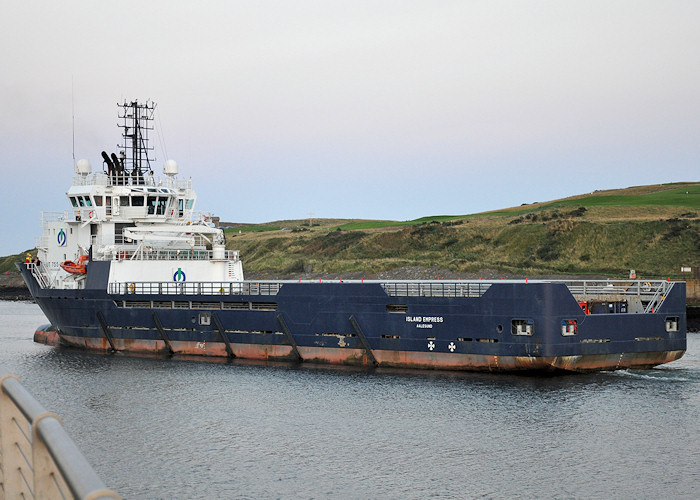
[1,301,698,499]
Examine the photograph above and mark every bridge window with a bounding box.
[120,196,130,207]
[156,198,167,215]
[94,196,103,206]
[147,196,156,214]
[69,197,78,207]
[132,196,144,206]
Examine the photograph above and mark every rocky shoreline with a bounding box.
[0,273,33,301]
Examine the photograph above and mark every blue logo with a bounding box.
[57,229,66,246]
[173,268,186,282]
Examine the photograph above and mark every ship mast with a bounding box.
[117,100,156,184]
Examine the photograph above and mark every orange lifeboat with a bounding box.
[60,254,89,274]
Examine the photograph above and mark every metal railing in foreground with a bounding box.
[0,368,121,500]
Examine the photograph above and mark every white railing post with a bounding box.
[0,373,34,499]
[1,370,122,500]
[32,412,71,500]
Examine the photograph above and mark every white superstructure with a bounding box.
[33,100,243,290]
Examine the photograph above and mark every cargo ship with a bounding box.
[18,101,687,372]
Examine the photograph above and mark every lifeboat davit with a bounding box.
[60,255,89,274]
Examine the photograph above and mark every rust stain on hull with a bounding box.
[35,328,685,373]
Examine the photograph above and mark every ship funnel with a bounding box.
[76,159,91,175]
[164,159,178,177]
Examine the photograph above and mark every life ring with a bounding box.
[88,210,95,219]
[129,283,135,293]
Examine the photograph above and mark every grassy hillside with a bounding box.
[224,182,700,279]
[0,250,35,274]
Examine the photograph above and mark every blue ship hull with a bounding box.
[19,262,687,372]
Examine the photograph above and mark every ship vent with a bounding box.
[561,320,578,336]
[198,312,211,325]
[122,300,151,308]
[222,302,250,310]
[192,302,222,310]
[511,319,534,336]
[251,302,278,311]
[386,304,408,313]
[665,317,679,332]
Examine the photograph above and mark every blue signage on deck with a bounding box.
[57,229,66,246]
[173,268,186,282]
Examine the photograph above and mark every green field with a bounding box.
[224,182,700,279]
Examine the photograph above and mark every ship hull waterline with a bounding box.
[33,326,685,373]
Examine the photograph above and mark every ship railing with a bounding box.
[97,248,240,262]
[109,281,283,296]
[26,262,51,289]
[40,210,73,224]
[0,368,121,499]
[105,279,678,305]
[72,172,192,190]
[380,281,493,298]
[564,280,674,301]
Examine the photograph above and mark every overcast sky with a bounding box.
[1,1,699,255]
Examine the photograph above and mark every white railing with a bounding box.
[110,281,282,296]
[71,172,192,190]
[0,369,121,499]
[40,211,73,224]
[381,281,492,298]
[28,262,50,289]
[95,248,239,262]
[105,279,678,312]
[563,279,675,312]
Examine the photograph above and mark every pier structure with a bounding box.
[0,368,121,499]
